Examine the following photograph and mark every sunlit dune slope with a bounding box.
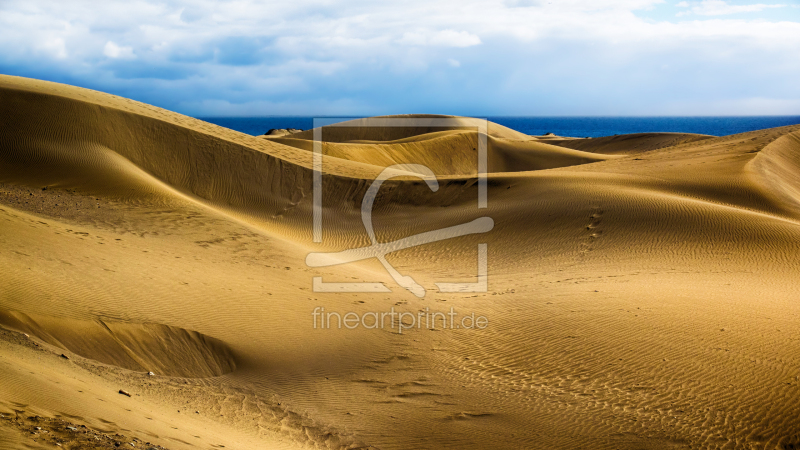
[550,132,714,154]
[269,129,616,175]
[286,114,535,142]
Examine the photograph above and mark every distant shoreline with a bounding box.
[198,115,800,139]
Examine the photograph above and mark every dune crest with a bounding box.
[271,129,615,175]
[548,132,715,154]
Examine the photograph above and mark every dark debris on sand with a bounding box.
[0,412,169,450]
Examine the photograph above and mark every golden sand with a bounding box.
[1,75,800,449]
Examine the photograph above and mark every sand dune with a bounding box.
[0,310,236,378]
[269,129,615,175]
[286,114,536,142]
[2,75,800,449]
[548,132,715,154]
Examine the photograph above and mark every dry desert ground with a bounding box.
[1,75,800,449]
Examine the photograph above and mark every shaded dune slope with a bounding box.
[748,130,800,217]
[0,76,392,234]
[0,310,236,377]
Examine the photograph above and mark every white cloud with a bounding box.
[677,0,786,16]
[0,0,797,115]
[430,30,482,47]
[103,41,135,59]
[396,30,481,47]
[397,32,428,46]
[40,37,68,59]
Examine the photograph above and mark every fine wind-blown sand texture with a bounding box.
[1,75,800,449]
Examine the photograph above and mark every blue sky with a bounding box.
[1,0,798,116]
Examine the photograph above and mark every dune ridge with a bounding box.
[548,132,715,154]
[0,310,236,378]
[270,129,615,175]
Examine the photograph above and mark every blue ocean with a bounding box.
[197,116,800,139]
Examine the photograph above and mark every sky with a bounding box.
[1,0,799,116]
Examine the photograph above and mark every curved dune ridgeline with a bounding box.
[0,310,236,378]
[547,132,715,155]
[0,77,343,222]
[2,75,800,449]
[269,129,615,175]
[286,114,535,142]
